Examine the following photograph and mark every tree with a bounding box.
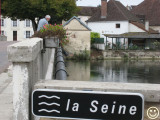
[2,0,79,31]
[91,32,100,44]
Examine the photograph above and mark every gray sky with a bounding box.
[76,0,144,7]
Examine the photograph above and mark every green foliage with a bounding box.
[152,40,160,50]
[72,49,90,60]
[2,0,79,31]
[91,32,100,44]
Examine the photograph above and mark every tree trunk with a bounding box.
[31,20,37,32]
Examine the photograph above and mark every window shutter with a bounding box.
[29,31,31,37]
[31,31,34,36]
[5,31,7,36]
[30,20,32,27]
[17,20,19,27]
[11,21,13,27]
[4,19,6,27]
[24,31,26,39]
[24,20,26,27]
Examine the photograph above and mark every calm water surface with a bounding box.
[66,60,160,84]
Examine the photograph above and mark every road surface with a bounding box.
[0,41,17,73]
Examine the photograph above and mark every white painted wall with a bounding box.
[1,17,34,41]
[78,16,91,25]
[150,26,160,33]
[87,21,129,49]
[129,23,145,32]
[88,21,129,38]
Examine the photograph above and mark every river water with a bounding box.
[66,60,160,84]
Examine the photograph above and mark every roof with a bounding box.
[130,21,158,34]
[131,0,160,26]
[87,0,140,22]
[104,32,160,39]
[63,16,91,31]
[78,6,99,16]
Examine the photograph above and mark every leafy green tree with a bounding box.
[2,0,79,31]
[91,32,100,44]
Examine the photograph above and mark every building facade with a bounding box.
[63,16,91,55]
[85,0,157,49]
[1,17,34,41]
[131,0,160,33]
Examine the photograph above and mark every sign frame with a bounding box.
[32,89,144,120]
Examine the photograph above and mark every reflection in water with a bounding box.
[66,60,160,84]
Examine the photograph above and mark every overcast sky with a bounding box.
[76,0,144,7]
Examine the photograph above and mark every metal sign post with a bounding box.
[32,89,144,120]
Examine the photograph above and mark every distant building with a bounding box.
[77,6,99,24]
[76,0,157,49]
[63,16,91,54]
[131,0,160,33]
[126,5,137,11]
[1,16,34,41]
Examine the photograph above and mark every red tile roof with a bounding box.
[87,0,140,22]
[130,21,158,34]
[78,6,99,16]
[131,0,160,26]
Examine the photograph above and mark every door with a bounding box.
[13,31,17,41]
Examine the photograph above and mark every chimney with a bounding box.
[101,0,107,18]
[145,20,149,31]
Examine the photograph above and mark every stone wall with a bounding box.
[64,30,90,54]
[103,50,160,59]
[63,19,91,55]
[0,35,7,41]
[8,38,55,120]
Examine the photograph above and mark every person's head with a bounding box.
[45,15,51,21]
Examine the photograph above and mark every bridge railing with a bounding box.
[8,38,55,120]
[7,38,160,120]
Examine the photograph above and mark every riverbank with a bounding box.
[66,49,160,60]
[103,50,160,60]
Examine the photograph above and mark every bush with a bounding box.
[152,40,160,50]
[91,32,100,44]
[72,49,90,60]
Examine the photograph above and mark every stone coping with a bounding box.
[34,80,160,102]
[7,38,43,62]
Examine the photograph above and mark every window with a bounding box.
[26,20,30,27]
[26,31,30,38]
[13,20,17,27]
[1,31,4,35]
[116,24,120,28]
[1,19,4,26]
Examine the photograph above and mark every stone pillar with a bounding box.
[12,63,31,120]
[8,38,44,120]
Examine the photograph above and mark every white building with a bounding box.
[1,17,34,41]
[84,0,157,49]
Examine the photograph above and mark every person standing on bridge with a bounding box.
[37,15,51,31]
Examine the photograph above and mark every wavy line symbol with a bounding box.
[38,102,60,106]
[38,95,60,99]
[38,109,60,113]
